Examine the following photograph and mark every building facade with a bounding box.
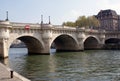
[95,9,120,31]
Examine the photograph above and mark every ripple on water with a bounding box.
[0,49,120,81]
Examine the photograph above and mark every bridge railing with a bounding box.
[105,31,120,33]
[51,26,106,34]
[9,22,106,34]
[54,25,76,29]
[11,22,41,28]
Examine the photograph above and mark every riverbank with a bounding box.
[0,62,30,81]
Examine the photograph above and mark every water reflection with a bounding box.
[48,55,57,73]
[1,48,120,81]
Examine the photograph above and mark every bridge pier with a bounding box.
[0,39,9,58]
[0,20,11,58]
[41,38,51,54]
[27,43,50,55]
[24,38,51,55]
[78,44,84,51]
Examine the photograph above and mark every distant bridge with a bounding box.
[0,20,120,58]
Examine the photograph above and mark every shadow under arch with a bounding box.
[51,34,79,52]
[84,36,99,50]
[105,38,120,49]
[10,36,44,55]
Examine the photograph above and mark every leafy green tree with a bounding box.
[62,21,75,27]
[75,16,88,27]
[63,16,100,28]
[87,16,100,28]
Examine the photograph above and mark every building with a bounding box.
[95,9,120,31]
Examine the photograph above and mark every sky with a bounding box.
[0,0,120,25]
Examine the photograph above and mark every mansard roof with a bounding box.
[97,9,117,17]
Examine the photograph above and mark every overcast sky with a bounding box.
[0,0,120,25]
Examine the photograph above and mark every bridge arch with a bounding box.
[83,36,100,50]
[105,38,120,44]
[104,38,120,49]
[51,34,79,52]
[8,35,44,54]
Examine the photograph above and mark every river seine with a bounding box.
[1,48,120,81]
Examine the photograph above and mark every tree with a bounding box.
[87,16,100,28]
[62,16,100,28]
[62,21,75,27]
[75,16,88,27]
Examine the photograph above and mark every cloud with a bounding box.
[62,9,82,22]
[61,0,120,24]
[70,10,81,18]
[97,0,120,13]
[107,4,120,13]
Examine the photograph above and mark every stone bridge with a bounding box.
[0,20,119,58]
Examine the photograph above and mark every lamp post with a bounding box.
[49,16,51,24]
[5,11,9,21]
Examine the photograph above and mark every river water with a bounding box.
[1,48,120,81]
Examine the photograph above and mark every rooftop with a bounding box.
[97,9,117,17]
